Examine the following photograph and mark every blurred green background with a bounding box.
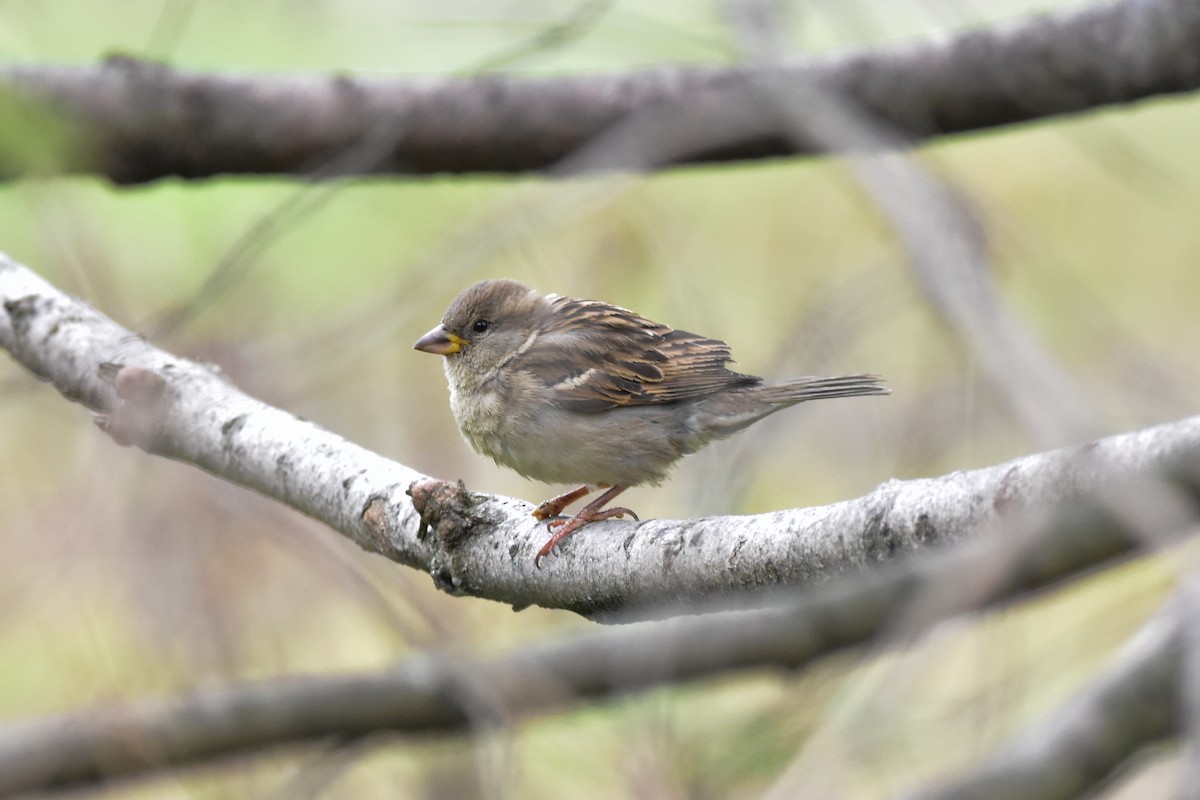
[0,1,1195,797]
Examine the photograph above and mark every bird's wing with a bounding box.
[525,295,759,412]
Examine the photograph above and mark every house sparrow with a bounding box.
[415,279,888,566]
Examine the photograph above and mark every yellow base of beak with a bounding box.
[413,326,465,355]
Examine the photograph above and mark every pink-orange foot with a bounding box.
[532,484,593,521]
[533,485,637,568]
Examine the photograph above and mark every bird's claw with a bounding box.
[535,503,566,522]
[610,507,639,522]
[532,485,594,521]
[531,502,559,521]
[533,506,640,568]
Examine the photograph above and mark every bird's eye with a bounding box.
[472,319,490,334]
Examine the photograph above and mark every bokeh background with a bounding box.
[0,1,1196,796]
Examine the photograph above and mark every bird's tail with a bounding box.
[756,374,889,405]
[685,373,888,445]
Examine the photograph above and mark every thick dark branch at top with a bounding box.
[0,0,1197,183]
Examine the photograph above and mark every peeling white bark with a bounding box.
[4,253,1200,616]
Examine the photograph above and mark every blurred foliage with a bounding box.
[0,0,1198,797]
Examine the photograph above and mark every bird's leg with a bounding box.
[534,485,638,567]
[531,484,596,521]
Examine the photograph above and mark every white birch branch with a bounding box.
[3,252,1200,618]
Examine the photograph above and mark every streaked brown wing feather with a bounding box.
[526,296,759,412]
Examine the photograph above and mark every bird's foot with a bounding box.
[532,484,595,521]
[534,494,637,568]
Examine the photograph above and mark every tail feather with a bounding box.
[756,374,889,405]
[686,373,888,445]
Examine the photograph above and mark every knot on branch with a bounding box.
[96,364,171,451]
[407,478,494,549]
[3,294,43,339]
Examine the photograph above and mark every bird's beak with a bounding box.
[413,325,465,355]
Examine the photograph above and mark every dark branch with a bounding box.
[905,599,1181,800]
[0,0,1196,183]
[1,464,1196,796]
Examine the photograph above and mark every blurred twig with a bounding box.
[722,0,1095,451]
[265,172,636,399]
[145,0,198,60]
[150,0,622,340]
[685,261,904,515]
[150,120,409,338]
[228,0,1200,399]
[903,591,1184,800]
[0,449,1195,795]
[462,0,616,75]
[714,7,1191,796]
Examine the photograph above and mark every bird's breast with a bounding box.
[449,384,505,448]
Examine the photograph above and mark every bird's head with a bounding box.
[414,279,547,378]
